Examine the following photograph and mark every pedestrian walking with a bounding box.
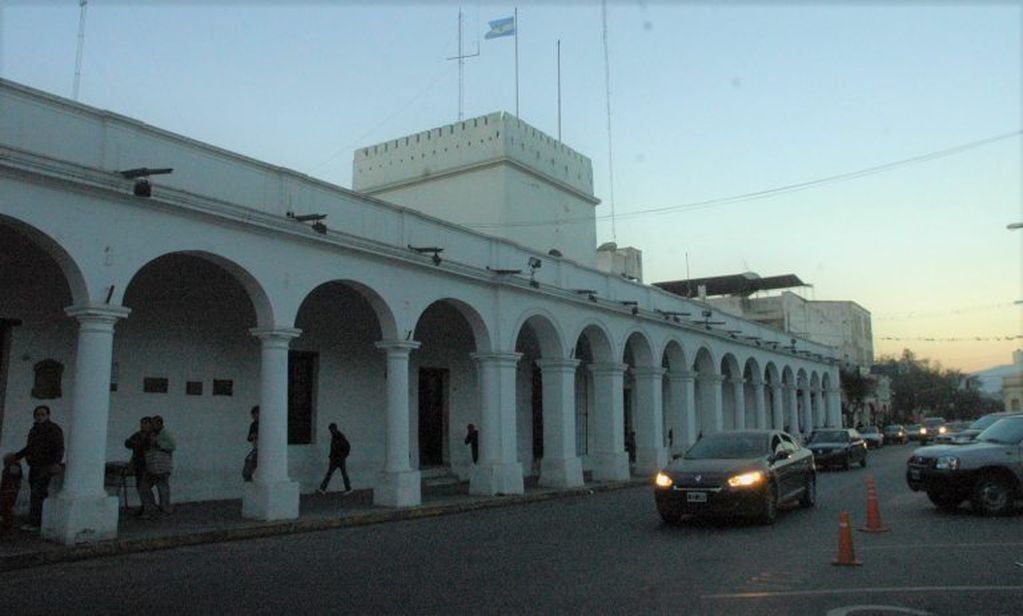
[124,416,158,517]
[464,423,479,464]
[1,453,23,535]
[145,415,175,515]
[12,405,64,531]
[317,423,351,494]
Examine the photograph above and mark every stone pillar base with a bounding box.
[635,446,669,477]
[470,462,524,496]
[538,456,584,489]
[41,494,120,545]
[242,480,300,521]
[590,452,631,482]
[374,470,422,507]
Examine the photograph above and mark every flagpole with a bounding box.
[557,40,562,141]
[514,7,519,118]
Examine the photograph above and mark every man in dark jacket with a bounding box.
[316,423,351,494]
[14,405,64,530]
[124,417,157,517]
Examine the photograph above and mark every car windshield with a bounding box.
[968,415,1001,431]
[923,419,944,427]
[977,418,1023,445]
[884,425,902,432]
[684,433,768,459]
[808,431,848,443]
[861,426,878,434]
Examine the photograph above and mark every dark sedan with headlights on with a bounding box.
[654,430,816,525]
[806,428,868,470]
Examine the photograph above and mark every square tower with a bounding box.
[352,113,599,266]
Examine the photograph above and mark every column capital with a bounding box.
[535,358,581,371]
[249,327,302,342]
[726,376,745,385]
[587,362,629,376]
[631,366,666,379]
[701,373,725,384]
[824,385,842,394]
[375,339,422,354]
[667,369,696,382]
[65,303,131,323]
[470,351,522,366]
[783,383,797,392]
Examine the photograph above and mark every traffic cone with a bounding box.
[832,511,862,566]
[859,475,890,533]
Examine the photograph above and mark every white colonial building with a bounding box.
[0,79,841,545]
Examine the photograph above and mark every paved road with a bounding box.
[2,444,1020,615]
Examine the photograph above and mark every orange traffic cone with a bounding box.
[832,511,862,566]
[859,475,890,533]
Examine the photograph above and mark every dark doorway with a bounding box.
[0,319,17,441]
[418,367,447,467]
[288,351,317,445]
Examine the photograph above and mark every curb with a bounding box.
[1,480,647,572]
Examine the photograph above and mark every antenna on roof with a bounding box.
[72,0,88,100]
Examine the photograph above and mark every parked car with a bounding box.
[933,420,970,444]
[654,430,816,525]
[806,429,868,470]
[859,425,884,448]
[883,424,909,444]
[946,412,1023,445]
[906,415,1023,515]
[919,417,948,444]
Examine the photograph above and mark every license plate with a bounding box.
[686,491,708,503]
[910,469,920,480]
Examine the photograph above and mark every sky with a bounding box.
[1,1,1020,373]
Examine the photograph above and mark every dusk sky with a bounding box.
[2,1,1020,373]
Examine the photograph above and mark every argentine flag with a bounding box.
[485,16,516,39]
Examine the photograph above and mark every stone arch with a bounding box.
[0,215,88,306]
[511,309,567,359]
[742,357,763,428]
[764,362,782,429]
[295,279,398,341]
[413,298,492,354]
[660,339,689,452]
[810,372,823,428]
[571,320,614,363]
[692,346,718,436]
[719,353,742,431]
[124,250,273,327]
[512,311,567,476]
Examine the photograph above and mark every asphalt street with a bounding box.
[1,443,1020,615]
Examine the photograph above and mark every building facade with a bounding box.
[0,79,840,545]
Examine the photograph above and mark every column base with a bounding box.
[374,470,422,507]
[634,446,669,476]
[469,462,524,496]
[242,480,300,521]
[590,452,630,482]
[538,457,584,489]
[41,494,120,545]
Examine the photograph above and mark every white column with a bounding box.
[374,340,421,507]
[753,380,767,429]
[632,366,668,475]
[709,374,725,433]
[42,304,129,545]
[536,358,584,488]
[469,352,524,495]
[826,386,843,427]
[679,371,697,446]
[801,385,814,435]
[587,362,630,481]
[665,372,687,456]
[770,383,784,430]
[243,327,301,521]
[731,377,746,430]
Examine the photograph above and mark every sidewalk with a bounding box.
[0,478,646,572]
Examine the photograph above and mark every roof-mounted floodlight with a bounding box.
[487,267,523,275]
[117,167,173,197]
[287,211,328,234]
[409,245,444,266]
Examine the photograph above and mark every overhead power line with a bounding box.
[467,129,1022,230]
[877,335,1022,343]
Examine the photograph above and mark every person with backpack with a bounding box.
[316,423,352,495]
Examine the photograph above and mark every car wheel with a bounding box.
[971,474,1016,516]
[759,482,778,525]
[927,488,964,512]
[799,474,816,508]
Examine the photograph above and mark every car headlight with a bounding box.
[654,472,674,488]
[938,426,947,434]
[727,471,765,487]
[935,456,960,470]
[920,427,927,435]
